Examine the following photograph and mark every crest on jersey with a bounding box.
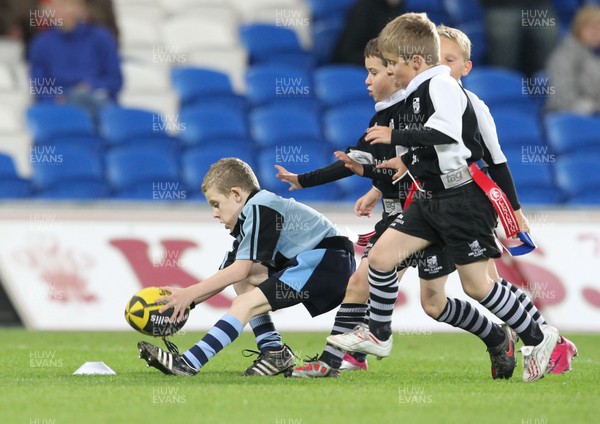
[412,97,420,113]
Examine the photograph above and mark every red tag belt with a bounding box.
[468,163,520,238]
[356,165,528,252]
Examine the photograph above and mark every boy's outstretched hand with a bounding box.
[157,286,195,323]
[274,165,302,191]
[365,126,392,144]
[354,187,381,217]
[334,151,364,176]
[376,156,407,182]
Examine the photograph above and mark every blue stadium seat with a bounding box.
[30,146,108,199]
[312,18,345,65]
[545,113,600,155]
[506,157,563,205]
[314,65,369,108]
[457,21,487,66]
[336,174,376,201]
[179,106,248,147]
[0,152,22,178]
[181,144,257,197]
[35,181,109,199]
[284,183,342,202]
[555,154,600,202]
[239,24,311,66]
[245,64,318,109]
[404,0,452,24]
[27,104,95,142]
[493,111,545,149]
[250,106,322,146]
[444,0,484,24]
[182,96,248,116]
[565,192,600,205]
[256,141,336,196]
[99,106,180,153]
[34,135,104,155]
[0,153,31,198]
[516,187,564,205]
[306,0,355,22]
[552,0,581,34]
[106,146,184,200]
[0,179,32,198]
[528,69,549,113]
[260,52,316,72]
[171,67,246,111]
[324,103,373,149]
[462,67,536,115]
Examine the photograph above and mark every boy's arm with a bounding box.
[158,260,254,322]
[354,186,382,217]
[334,146,398,184]
[296,160,355,188]
[294,119,378,187]
[486,162,521,211]
[369,77,464,147]
[470,91,522,212]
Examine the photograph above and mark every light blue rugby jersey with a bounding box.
[229,190,341,267]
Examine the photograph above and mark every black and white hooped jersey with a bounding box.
[390,65,483,183]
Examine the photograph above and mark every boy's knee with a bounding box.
[461,280,490,301]
[421,297,446,319]
[367,245,395,271]
[233,281,247,295]
[231,292,254,312]
[344,273,369,303]
[230,288,271,319]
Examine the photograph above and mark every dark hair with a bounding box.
[364,37,387,65]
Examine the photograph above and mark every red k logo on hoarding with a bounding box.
[110,239,232,308]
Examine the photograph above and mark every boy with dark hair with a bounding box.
[327,13,560,383]
[276,37,423,376]
[137,158,355,376]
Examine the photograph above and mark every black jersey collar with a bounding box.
[230,189,260,237]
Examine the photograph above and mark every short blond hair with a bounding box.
[378,12,440,65]
[201,158,260,195]
[572,5,600,41]
[437,25,471,61]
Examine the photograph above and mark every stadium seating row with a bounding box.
[0,142,374,202]
[0,0,596,205]
[6,94,599,204]
[3,139,598,204]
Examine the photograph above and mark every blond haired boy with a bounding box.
[328,13,559,383]
[137,158,356,376]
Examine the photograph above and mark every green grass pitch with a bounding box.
[1,329,598,424]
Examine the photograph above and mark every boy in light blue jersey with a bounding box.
[137,158,356,376]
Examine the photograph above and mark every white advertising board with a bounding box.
[0,205,598,332]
